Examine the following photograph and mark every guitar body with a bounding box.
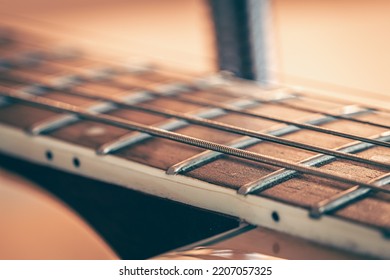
[0,165,117,259]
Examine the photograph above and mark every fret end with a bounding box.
[96,145,111,155]
[24,126,41,136]
[237,186,250,196]
[381,228,390,240]
[166,166,180,175]
[95,148,108,156]
[308,207,323,219]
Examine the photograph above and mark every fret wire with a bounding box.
[27,102,117,135]
[96,107,227,155]
[167,115,335,175]
[97,120,188,155]
[238,132,390,195]
[0,48,84,71]
[29,114,78,134]
[0,52,44,69]
[26,82,390,169]
[0,96,9,108]
[21,81,154,134]
[97,99,255,155]
[310,173,390,218]
[2,71,389,168]
[1,88,390,195]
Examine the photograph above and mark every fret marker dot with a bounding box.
[271,211,280,223]
[45,150,53,161]
[85,126,106,136]
[73,157,80,168]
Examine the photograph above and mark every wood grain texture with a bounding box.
[354,112,390,127]
[49,121,130,150]
[0,104,59,129]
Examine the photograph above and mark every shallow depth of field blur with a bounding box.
[0,0,389,259]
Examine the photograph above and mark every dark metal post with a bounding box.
[208,0,272,85]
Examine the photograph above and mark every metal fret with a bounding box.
[96,108,225,155]
[0,51,44,68]
[51,75,83,89]
[76,66,117,80]
[97,99,256,154]
[97,119,186,155]
[27,102,117,135]
[3,88,389,195]
[1,49,84,72]
[310,173,390,218]
[0,96,9,108]
[167,115,336,175]
[120,91,156,105]
[238,131,390,195]
[153,82,194,96]
[26,90,153,135]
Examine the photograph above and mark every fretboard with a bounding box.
[1,27,390,258]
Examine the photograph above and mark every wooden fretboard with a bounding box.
[1,27,390,258]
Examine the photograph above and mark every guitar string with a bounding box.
[1,87,390,195]
[191,82,390,130]
[12,76,390,170]
[1,70,389,170]
[2,68,390,151]
[2,49,389,149]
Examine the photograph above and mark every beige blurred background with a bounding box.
[0,0,389,259]
[0,0,215,73]
[273,0,390,105]
[1,0,390,99]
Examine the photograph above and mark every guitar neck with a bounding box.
[1,27,390,259]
